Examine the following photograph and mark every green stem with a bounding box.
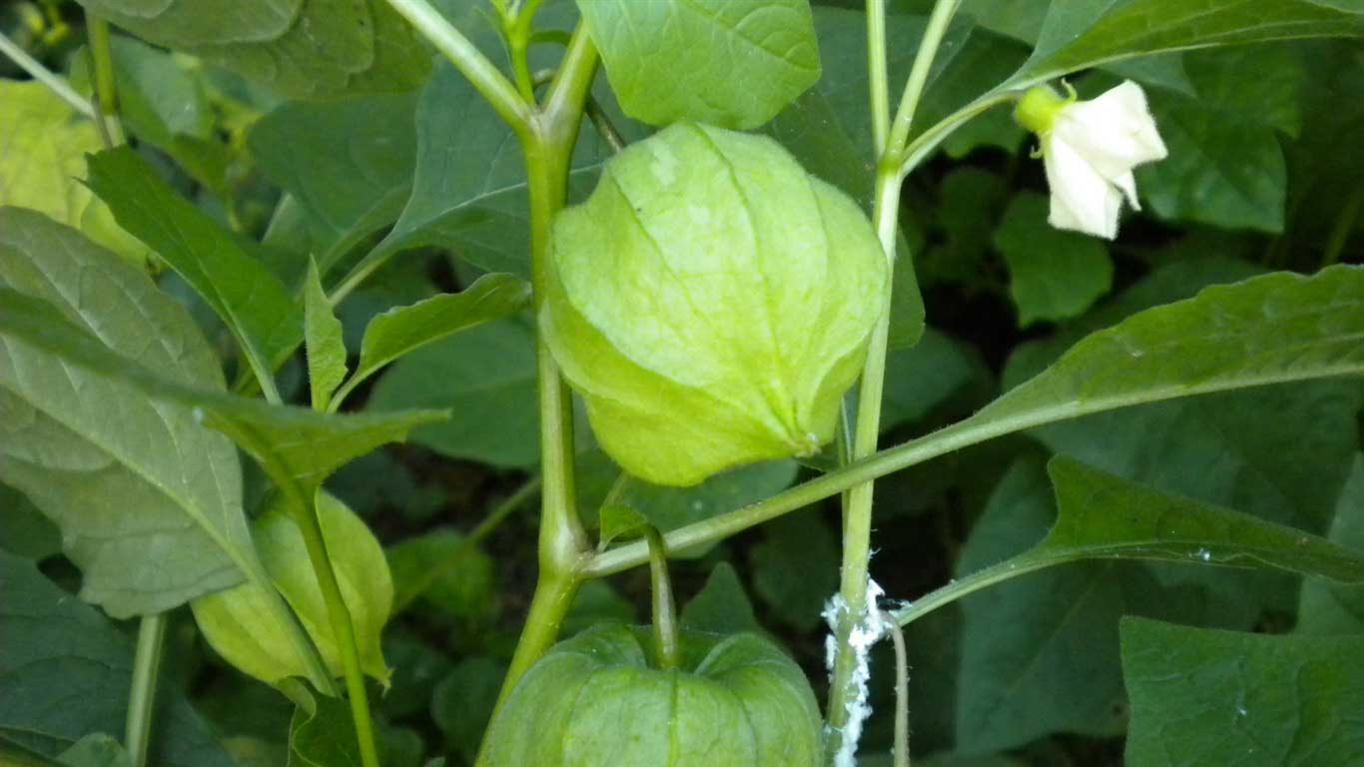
[866,0,890,154]
[480,23,599,745]
[884,615,910,767]
[0,29,96,118]
[124,613,166,767]
[383,0,532,136]
[890,556,1056,627]
[292,497,382,767]
[503,0,543,103]
[897,91,1020,179]
[885,0,961,160]
[645,528,680,669]
[86,15,123,148]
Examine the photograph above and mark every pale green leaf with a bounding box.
[340,273,531,408]
[304,259,347,412]
[597,504,651,550]
[85,147,303,378]
[0,208,252,616]
[0,551,235,765]
[1122,617,1364,764]
[0,80,147,267]
[257,493,392,685]
[577,0,820,130]
[994,193,1114,326]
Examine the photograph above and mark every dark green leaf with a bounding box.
[0,551,235,765]
[1298,454,1364,634]
[386,529,496,619]
[56,735,132,767]
[617,460,801,543]
[751,510,839,632]
[369,318,539,467]
[1121,616,1364,765]
[248,92,419,271]
[432,657,505,762]
[85,148,303,376]
[994,192,1114,326]
[341,273,531,408]
[577,0,820,130]
[1137,92,1288,233]
[287,688,361,767]
[880,329,986,433]
[0,484,61,560]
[304,259,347,412]
[597,504,651,549]
[1009,0,1364,88]
[680,562,763,635]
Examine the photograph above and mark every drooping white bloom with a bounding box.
[1015,80,1168,239]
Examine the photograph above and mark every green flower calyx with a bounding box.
[542,123,890,487]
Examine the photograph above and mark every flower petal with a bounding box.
[1044,135,1122,239]
[1056,81,1168,180]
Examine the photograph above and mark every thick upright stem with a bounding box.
[293,501,381,767]
[483,24,598,732]
[124,613,166,767]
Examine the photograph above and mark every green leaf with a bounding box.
[1008,0,1364,88]
[369,318,539,467]
[304,259,347,412]
[1183,44,1306,137]
[386,529,496,619]
[0,551,235,765]
[614,460,801,544]
[70,35,231,193]
[880,329,987,433]
[994,192,1114,326]
[85,147,303,379]
[75,0,430,100]
[0,208,254,616]
[597,504,651,549]
[0,483,61,560]
[0,80,147,267]
[287,687,362,767]
[1298,454,1364,634]
[258,494,392,685]
[56,735,132,767]
[919,265,1364,466]
[431,657,506,762]
[248,92,419,272]
[751,510,839,632]
[680,562,763,636]
[0,284,446,506]
[1121,616,1364,765]
[1136,92,1288,233]
[577,0,820,130]
[340,273,531,408]
[1038,456,1364,580]
[361,62,613,280]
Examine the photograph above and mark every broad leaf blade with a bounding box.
[0,208,251,616]
[1009,0,1364,87]
[85,148,303,376]
[0,551,236,765]
[1037,456,1364,581]
[304,259,347,412]
[345,273,531,402]
[0,285,446,502]
[577,0,820,130]
[1121,617,1364,765]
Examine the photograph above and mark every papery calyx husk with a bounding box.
[542,122,889,487]
[482,623,823,766]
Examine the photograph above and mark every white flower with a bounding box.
[1015,81,1168,239]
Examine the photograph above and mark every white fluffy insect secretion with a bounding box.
[823,578,889,767]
